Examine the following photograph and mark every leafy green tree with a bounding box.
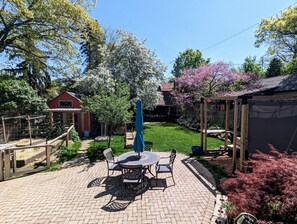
[0,0,103,93]
[84,82,132,147]
[266,58,283,77]
[241,56,263,75]
[0,80,47,115]
[284,58,297,75]
[255,6,297,62]
[172,49,209,77]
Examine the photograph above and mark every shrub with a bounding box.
[44,124,64,139]
[58,141,82,163]
[87,144,104,162]
[221,145,297,223]
[70,128,80,143]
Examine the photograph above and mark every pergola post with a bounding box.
[200,99,204,150]
[232,99,238,173]
[240,99,248,171]
[203,100,208,152]
[224,101,230,150]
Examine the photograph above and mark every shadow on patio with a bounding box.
[88,175,168,212]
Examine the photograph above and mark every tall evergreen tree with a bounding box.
[266,58,283,77]
[80,22,105,72]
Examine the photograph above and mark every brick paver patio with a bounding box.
[0,152,216,224]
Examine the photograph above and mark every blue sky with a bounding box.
[92,0,296,76]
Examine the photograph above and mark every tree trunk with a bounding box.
[107,124,112,148]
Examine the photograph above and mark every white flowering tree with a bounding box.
[102,30,166,110]
[136,79,162,110]
[74,65,115,96]
[75,30,166,109]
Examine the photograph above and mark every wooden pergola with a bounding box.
[200,96,249,173]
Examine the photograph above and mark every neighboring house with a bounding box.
[47,92,94,137]
[144,83,178,121]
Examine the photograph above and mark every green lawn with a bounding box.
[87,135,127,161]
[87,122,224,160]
[143,122,223,155]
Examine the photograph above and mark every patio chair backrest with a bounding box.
[103,148,115,162]
[120,164,144,181]
[144,141,153,151]
[169,149,177,164]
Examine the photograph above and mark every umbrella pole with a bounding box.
[138,151,140,159]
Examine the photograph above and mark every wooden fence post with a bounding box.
[46,146,51,168]
[4,150,11,180]
[2,116,7,143]
[27,115,32,145]
[65,127,69,147]
[0,150,3,181]
[12,150,17,173]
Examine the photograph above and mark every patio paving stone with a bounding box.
[0,152,216,223]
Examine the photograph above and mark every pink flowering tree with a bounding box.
[173,62,260,127]
[173,62,261,109]
[173,62,239,110]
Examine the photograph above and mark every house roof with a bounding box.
[46,108,82,112]
[66,92,82,101]
[226,74,297,98]
[159,83,173,92]
[158,91,173,106]
[275,74,297,92]
[48,91,82,104]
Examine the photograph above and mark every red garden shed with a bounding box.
[47,92,94,137]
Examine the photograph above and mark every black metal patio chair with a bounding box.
[120,164,146,198]
[155,149,177,185]
[103,148,121,178]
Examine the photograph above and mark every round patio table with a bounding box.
[118,151,160,167]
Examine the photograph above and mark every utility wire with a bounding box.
[202,2,297,52]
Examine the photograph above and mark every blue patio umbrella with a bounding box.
[134,99,145,158]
